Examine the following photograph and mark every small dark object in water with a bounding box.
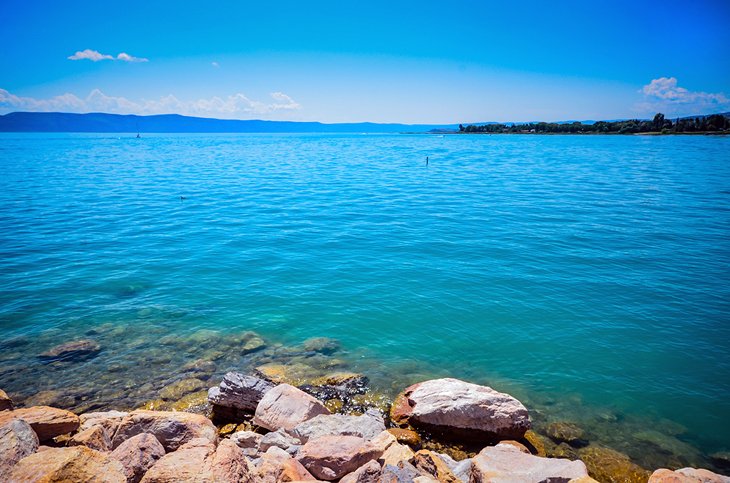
[426,156,429,166]
[180,196,187,201]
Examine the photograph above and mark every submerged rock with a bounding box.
[302,337,341,355]
[470,444,588,482]
[391,378,531,441]
[9,446,126,482]
[649,467,730,482]
[0,418,39,480]
[111,410,217,452]
[253,383,330,432]
[578,444,651,483]
[39,339,101,363]
[159,377,207,401]
[0,405,80,441]
[546,421,586,446]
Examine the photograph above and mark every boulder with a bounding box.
[0,389,13,411]
[297,434,383,480]
[387,428,421,448]
[380,461,429,482]
[577,445,651,483]
[111,410,217,452]
[546,421,586,446]
[140,437,253,483]
[259,428,302,454]
[69,424,111,451]
[253,383,330,432]
[39,339,101,363]
[110,433,165,483]
[208,372,275,412]
[470,444,588,482]
[0,405,79,441]
[230,430,263,454]
[410,450,461,483]
[649,468,730,483]
[257,446,317,482]
[79,410,129,440]
[302,337,340,354]
[0,418,39,480]
[9,445,126,482]
[293,413,386,442]
[390,378,531,441]
[339,459,382,483]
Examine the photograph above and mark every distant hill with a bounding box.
[0,112,461,133]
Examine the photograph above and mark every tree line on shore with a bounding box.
[459,113,730,134]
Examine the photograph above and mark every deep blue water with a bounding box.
[1,133,729,466]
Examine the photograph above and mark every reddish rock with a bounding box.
[69,424,111,451]
[257,446,317,482]
[410,450,461,483]
[253,383,330,432]
[0,418,39,480]
[0,405,79,441]
[387,428,421,448]
[9,445,126,482]
[470,444,588,482]
[391,378,531,441]
[0,389,13,411]
[111,410,217,452]
[110,433,165,483]
[339,459,382,483]
[206,439,253,483]
[649,467,730,482]
[80,410,129,442]
[297,434,384,481]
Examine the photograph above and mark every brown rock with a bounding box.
[168,390,209,413]
[253,383,330,432]
[257,446,317,482]
[410,449,460,483]
[111,410,217,452]
[0,405,79,441]
[578,445,651,483]
[110,433,165,483]
[390,378,531,441]
[206,439,254,483]
[140,437,214,482]
[546,421,586,445]
[0,389,14,411]
[387,428,421,448]
[69,424,111,451]
[523,429,551,456]
[79,410,129,442]
[339,459,382,483]
[470,444,588,482]
[39,339,101,363]
[0,418,39,480]
[297,434,383,480]
[648,467,730,483]
[9,445,126,482]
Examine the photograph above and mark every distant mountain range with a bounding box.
[0,112,460,133]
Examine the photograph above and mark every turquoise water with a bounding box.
[1,133,729,469]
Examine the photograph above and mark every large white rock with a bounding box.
[391,378,531,440]
[649,467,730,483]
[470,444,588,482]
[292,412,386,442]
[253,383,330,432]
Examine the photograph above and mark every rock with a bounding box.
[253,383,330,432]
[140,437,253,483]
[387,428,421,448]
[497,440,531,454]
[9,446,126,482]
[710,451,730,470]
[339,459,382,483]
[324,398,344,413]
[259,428,302,454]
[0,418,39,480]
[39,339,101,363]
[111,410,217,452]
[230,430,263,450]
[410,449,461,482]
[546,421,586,446]
[180,359,216,380]
[69,424,111,451]
[302,337,340,354]
[523,429,550,456]
[23,389,75,408]
[218,423,237,437]
[381,442,416,467]
[308,372,369,396]
[0,405,80,441]
[297,434,383,480]
[548,442,580,460]
[293,413,386,442]
[159,378,207,401]
[79,410,129,442]
[0,389,13,411]
[257,446,317,482]
[470,444,588,482]
[110,433,165,483]
[208,372,275,412]
[255,363,319,386]
[649,468,730,482]
[168,390,209,413]
[380,461,428,482]
[242,336,266,353]
[578,445,651,483]
[390,378,531,441]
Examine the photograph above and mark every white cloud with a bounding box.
[117,52,148,63]
[68,49,114,61]
[0,88,302,119]
[637,77,729,116]
[211,61,220,68]
[68,49,148,62]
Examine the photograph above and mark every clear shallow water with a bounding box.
[1,133,729,469]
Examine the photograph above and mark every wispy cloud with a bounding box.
[636,77,729,116]
[0,88,302,119]
[68,49,148,62]
[211,61,220,68]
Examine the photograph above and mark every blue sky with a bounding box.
[1,0,729,122]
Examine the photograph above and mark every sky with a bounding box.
[1,0,729,123]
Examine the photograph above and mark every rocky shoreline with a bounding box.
[1,366,729,483]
